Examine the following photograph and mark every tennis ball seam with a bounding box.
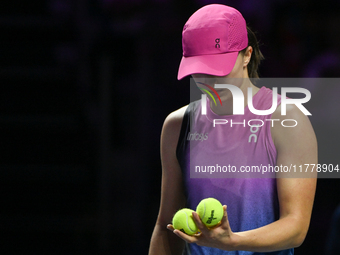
[185,211,196,233]
[202,202,206,220]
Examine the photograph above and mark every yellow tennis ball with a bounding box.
[196,198,224,227]
[172,208,198,235]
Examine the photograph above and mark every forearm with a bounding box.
[232,215,307,252]
[149,223,185,255]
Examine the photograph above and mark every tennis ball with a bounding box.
[196,198,224,227]
[172,208,198,235]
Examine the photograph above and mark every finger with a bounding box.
[167,224,175,231]
[173,229,199,243]
[222,205,228,220]
[169,224,201,241]
[220,205,231,231]
[192,211,209,233]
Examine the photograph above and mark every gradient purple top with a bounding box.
[176,86,293,254]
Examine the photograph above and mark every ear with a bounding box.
[243,46,253,67]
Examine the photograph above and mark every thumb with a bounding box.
[220,205,232,231]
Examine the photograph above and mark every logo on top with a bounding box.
[215,38,220,48]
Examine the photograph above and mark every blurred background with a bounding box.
[1,0,340,254]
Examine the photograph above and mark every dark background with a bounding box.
[1,0,340,254]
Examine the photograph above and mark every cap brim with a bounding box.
[177,51,239,80]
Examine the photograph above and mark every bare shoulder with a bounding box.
[164,105,188,126]
[162,105,188,144]
[271,103,316,152]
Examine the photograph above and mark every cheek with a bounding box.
[226,56,245,87]
[228,60,244,78]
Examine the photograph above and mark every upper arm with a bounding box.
[157,106,188,227]
[271,104,317,243]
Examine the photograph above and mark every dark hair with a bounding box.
[241,26,264,79]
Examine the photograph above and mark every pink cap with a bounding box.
[177,4,248,80]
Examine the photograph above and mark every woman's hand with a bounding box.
[167,205,237,251]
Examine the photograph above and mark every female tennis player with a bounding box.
[149,4,317,255]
